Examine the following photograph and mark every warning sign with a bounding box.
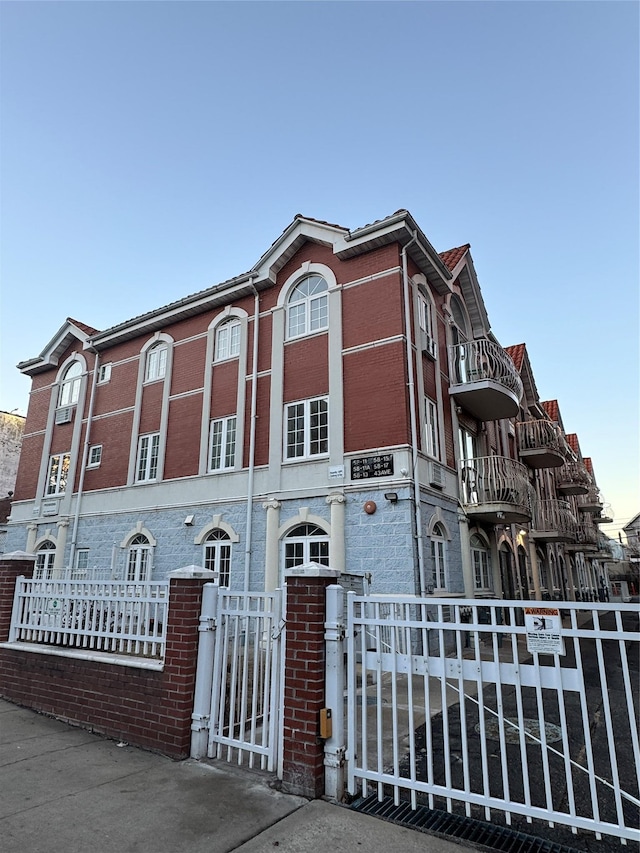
[524,606,565,655]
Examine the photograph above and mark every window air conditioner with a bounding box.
[420,330,437,360]
[55,406,73,424]
[429,462,445,489]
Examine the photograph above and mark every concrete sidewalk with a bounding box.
[0,698,467,853]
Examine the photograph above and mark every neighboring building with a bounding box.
[0,410,26,553]
[3,210,613,599]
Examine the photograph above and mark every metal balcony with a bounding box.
[556,461,591,496]
[593,502,614,524]
[460,456,533,524]
[577,488,603,514]
[565,521,598,552]
[516,420,567,469]
[449,340,523,421]
[530,499,578,543]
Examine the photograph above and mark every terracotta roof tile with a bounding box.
[584,457,594,475]
[68,317,99,336]
[566,433,579,453]
[542,400,560,422]
[439,244,470,271]
[504,343,526,371]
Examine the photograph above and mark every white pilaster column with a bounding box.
[528,540,542,600]
[263,499,281,591]
[26,523,38,554]
[326,493,346,572]
[54,519,70,572]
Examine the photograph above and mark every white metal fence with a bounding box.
[9,577,168,659]
[202,589,284,773]
[343,595,640,844]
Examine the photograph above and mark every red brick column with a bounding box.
[0,553,35,642]
[282,566,341,798]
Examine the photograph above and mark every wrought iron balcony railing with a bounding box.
[577,488,603,514]
[449,339,523,420]
[556,460,591,496]
[566,521,599,551]
[516,420,568,469]
[460,456,534,523]
[531,499,577,542]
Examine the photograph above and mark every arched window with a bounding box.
[145,343,168,382]
[430,523,448,591]
[284,523,329,569]
[536,547,548,592]
[203,529,232,587]
[126,534,152,581]
[470,533,491,590]
[59,361,82,406]
[35,541,56,579]
[215,319,241,361]
[287,275,328,339]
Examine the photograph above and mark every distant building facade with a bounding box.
[4,211,612,598]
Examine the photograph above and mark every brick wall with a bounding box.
[0,560,208,759]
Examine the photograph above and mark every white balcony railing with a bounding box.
[533,499,578,539]
[460,456,534,518]
[450,339,523,400]
[516,419,568,460]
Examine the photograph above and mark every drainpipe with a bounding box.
[68,350,100,570]
[244,281,260,591]
[401,233,427,596]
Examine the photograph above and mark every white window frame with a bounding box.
[145,344,168,382]
[418,293,435,338]
[284,397,329,461]
[430,523,448,591]
[35,542,56,579]
[126,534,152,581]
[470,533,492,590]
[215,319,241,361]
[88,445,102,467]
[283,523,330,570]
[286,275,328,339]
[98,363,112,384]
[209,416,237,471]
[73,549,90,579]
[59,362,82,407]
[425,397,439,459]
[46,452,71,495]
[203,530,232,586]
[136,433,160,482]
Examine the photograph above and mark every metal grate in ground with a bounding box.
[351,794,584,853]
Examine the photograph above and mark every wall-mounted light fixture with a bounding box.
[384,492,398,503]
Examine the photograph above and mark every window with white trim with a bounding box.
[209,416,237,471]
[215,319,241,361]
[88,445,102,467]
[283,523,330,569]
[126,534,151,581]
[46,452,71,495]
[418,293,435,338]
[98,363,112,384]
[203,530,231,586]
[287,275,328,339]
[425,397,439,458]
[59,361,82,406]
[34,541,56,579]
[74,549,89,579]
[470,533,492,590]
[285,397,328,460]
[136,433,160,482]
[430,522,448,591]
[145,343,168,382]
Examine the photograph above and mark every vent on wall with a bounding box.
[429,462,445,489]
[55,406,73,424]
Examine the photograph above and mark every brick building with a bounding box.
[4,210,609,599]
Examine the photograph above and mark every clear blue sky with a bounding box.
[1,1,638,536]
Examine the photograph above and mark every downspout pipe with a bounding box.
[401,234,427,596]
[68,350,100,570]
[244,281,260,591]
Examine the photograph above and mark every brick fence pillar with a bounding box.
[0,551,35,642]
[282,565,341,798]
[162,566,216,758]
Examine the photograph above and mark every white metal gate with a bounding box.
[192,586,284,774]
[343,595,640,844]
